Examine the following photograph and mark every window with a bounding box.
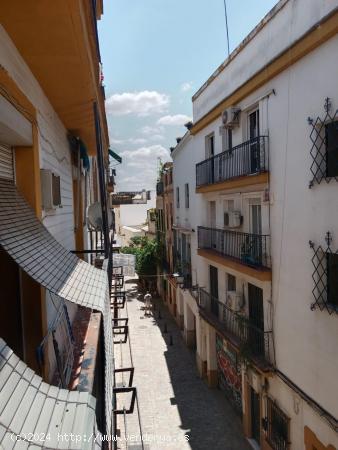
[227,274,236,292]
[205,133,215,159]
[185,183,189,208]
[176,187,180,208]
[264,397,289,450]
[309,98,338,187]
[309,232,338,314]
[248,109,261,173]
[52,174,61,206]
[327,253,338,308]
[325,121,338,177]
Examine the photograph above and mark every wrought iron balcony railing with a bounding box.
[198,288,273,366]
[198,226,271,269]
[196,136,268,188]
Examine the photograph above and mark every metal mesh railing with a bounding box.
[199,288,273,365]
[198,226,271,269]
[196,136,268,187]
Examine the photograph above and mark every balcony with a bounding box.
[196,136,268,191]
[198,226,271,272]
[198,288,273,369]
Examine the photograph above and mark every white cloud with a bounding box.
[181,82,193,92]
[120,144,169,161]
[149,134,165,141]
[105,91,170,116]
[110,137,124,145]
[116,144,171,192]
[157,114,192,126]
[140,125,164,135]
[127,138,148,145]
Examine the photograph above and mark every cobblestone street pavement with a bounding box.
[115,279,251,450]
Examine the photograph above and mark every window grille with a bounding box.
[264,397,289,450]
[309,231,338,315]
[308,98,338,187]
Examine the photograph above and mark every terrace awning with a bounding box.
[0,338,100,449]
[108,148,122,163]
[0,178,114,439]
[0,179,107,310]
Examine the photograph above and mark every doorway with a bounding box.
[209,265,219,317]
[248,109,260,173]
[0,247,23,358]
[248,284,264,357]
[249,199,262,266]
[250,387,261,444]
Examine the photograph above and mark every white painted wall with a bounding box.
[173,2,338,446]
[0,26,77,328]
[266,35,338,425]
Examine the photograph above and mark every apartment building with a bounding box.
[0,2,116,447]
[156,162,176,313]
[171,1,338,449]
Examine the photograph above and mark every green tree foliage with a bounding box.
[121,237,159,288]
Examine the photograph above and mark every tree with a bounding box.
[121,237,159,290]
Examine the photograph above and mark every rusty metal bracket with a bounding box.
[114,366,134,387]
[112,318,129,343]
[111,291,126,309]
[113,386,137,414]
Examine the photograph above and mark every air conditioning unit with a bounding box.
[41,169,61,210]
[225,211,242,228]
[226,291,243,312]
[229,211,242,228]
[222,107,241,129]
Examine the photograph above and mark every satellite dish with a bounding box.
[87,202,113,231]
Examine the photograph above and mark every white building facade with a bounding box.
[172,1,338,449]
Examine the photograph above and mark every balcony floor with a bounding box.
[196,172,268,194]
[114,278,251,450]
[198,248,272,281]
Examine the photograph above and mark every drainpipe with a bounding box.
[93,101,109,258]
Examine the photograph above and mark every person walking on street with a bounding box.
[144,291,152,317]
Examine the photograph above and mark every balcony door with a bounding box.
[209,201,217,249]
[209,201,216,228]
[209,265,219,316]
[248,109,260,173]
[206,133,215,184]
[248,284,264,357]
[249,199,262,266]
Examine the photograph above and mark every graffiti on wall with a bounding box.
[216,333,242,414]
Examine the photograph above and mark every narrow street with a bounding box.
[115,278,251,450]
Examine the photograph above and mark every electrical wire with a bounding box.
[223,0,230,57]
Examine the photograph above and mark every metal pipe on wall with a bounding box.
[93,101,109,258]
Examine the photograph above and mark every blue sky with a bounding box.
[98,0,278,223]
